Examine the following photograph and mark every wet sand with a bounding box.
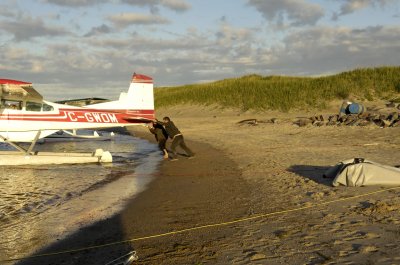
[14,103,400,265]
[15,129,250,265]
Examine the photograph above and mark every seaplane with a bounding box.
[0,73,155,165]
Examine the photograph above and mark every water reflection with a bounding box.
[0,133,162,263]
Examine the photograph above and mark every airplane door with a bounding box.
[0,99,22,141]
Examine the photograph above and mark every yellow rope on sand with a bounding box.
[1,186,399,263]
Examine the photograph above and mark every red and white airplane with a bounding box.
[0,73,155,155]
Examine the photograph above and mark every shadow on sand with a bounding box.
[14,212,134,265]
[287,165,333,187]
[15,214,133,265]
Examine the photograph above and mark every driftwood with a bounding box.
[294,111,400,128]
[237,105,400,128]
[237,119,258,126]
[237,118,280,126]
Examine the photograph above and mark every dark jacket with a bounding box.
[163,121,181,139]
[149,123,168,142]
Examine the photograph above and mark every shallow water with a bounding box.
[0,132,162,263]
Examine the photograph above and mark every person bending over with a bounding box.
[161,116,194,160]
[148,121,169,159]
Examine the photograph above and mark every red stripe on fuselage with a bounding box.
[1,109,155,123]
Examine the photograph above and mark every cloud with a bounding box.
[332,0,395,19]
[42,0,108,7]
[84,24,112,37]
[1,15,399,101]
[108,13,170,28]
[215,23,254,48]
[0,46,49,80]
[268,25,400,74]
[121,0,191,13]
[0,16,69,41]
[45,43,114,71]
[247,0,324,27]
[161,0,191,12]
[0,4,16,18]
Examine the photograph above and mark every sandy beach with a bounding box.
[16,103,400,265]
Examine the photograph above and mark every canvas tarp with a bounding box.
[323,158,400,187]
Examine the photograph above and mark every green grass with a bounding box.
[154,66,400,111]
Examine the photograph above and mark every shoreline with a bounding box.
[16,128,250,265]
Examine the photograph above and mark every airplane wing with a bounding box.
[0,81,43,101]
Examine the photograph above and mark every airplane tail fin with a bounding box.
[87,73,155,120]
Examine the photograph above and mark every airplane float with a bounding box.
[0,73,155,165]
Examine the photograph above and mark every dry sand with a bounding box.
[16,103,400,265]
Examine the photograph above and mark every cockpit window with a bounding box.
[26,102,42,111]
[42,103,54,111]
[1,99,22,110]
[25,102,54,112]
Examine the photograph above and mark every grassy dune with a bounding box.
[155,66,400,111]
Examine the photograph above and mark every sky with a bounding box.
[0,0,399,100]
